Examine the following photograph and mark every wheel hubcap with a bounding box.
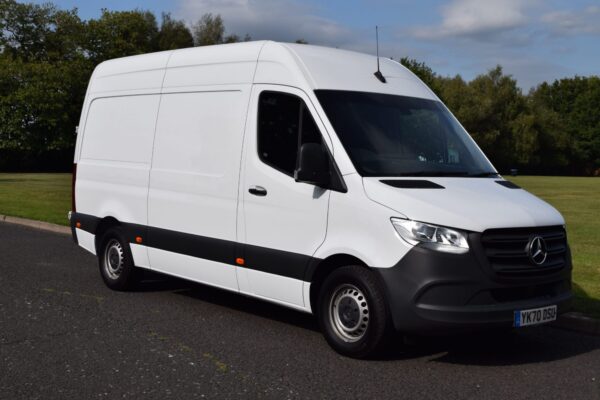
[104,239,124,280]
[329,284,370,342]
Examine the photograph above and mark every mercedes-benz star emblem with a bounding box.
[528,236,548,265]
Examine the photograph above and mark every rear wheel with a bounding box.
[98,227,141,291]
[317,265,392,358]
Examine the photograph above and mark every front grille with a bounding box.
[481,226,568,276]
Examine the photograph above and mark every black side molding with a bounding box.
[70,212,319,282]
[380,180,445,189]
[495,180,521,189]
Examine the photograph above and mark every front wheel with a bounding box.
[317,265,392,358]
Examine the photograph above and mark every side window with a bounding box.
[257,91,323,176]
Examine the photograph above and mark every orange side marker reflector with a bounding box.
[235,258,245,266]
[75,222,81,228]
[135,236,143,244]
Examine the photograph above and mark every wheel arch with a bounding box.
[94,216,121,253]
[308,253,370,314]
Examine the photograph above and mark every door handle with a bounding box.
[248,185,267,196]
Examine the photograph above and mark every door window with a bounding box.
[257,91,323,176]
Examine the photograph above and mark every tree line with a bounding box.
[0,1,598,175]
[401,59,600,176]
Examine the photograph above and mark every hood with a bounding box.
[362,177,564,233]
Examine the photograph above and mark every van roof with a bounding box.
[89,41,436,100]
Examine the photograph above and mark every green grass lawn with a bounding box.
[0,173,71,226]
[510,176,600,318]
[0,173,598,317]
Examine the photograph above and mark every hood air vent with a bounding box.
[380,180,444,189]
[496,180,521,189]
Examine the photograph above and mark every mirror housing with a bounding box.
[295,143,330,187]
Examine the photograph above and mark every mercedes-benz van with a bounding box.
[70,41,572,358]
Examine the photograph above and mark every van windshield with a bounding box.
[315,90,497,177]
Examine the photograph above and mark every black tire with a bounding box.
[317,265,392,358]
[98,227,141,291]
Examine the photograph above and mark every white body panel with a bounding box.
[148,90,246,239]
[77,94,159,230]
[243,269,306,309]
[313,174,410,269]
[163,41,262,89]
[75,228,95,255]
[130,243,151,269]
[150,248,238,292]
[363,177,564,233]
[87,51,170,95]
[73,41,566,315]
[147,89,249,291]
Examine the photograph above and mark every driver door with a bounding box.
[237,85,332,308]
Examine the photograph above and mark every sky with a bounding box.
[34,0,600,91]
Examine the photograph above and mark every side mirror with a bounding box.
[295,143,330,187]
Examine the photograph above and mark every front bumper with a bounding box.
[374,235,572,334]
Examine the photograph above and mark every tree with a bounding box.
[531,77,600,174]
[400,57,439,94]
[192,13,249,46]
[437,66,528,172]
[0,0,55,60]
[192,13,224,46]
[0,1,85,62]
[516,99,569,171]
[1,1,598,174]
[157,12,193,50]
[0,57,89,154]
[0,1,90,170]
[46,9,86,61]
[85,9,159,63]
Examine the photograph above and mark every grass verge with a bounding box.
[0,173,71,226]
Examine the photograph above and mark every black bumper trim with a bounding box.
[69,213,78,245]
[374,244,573,334]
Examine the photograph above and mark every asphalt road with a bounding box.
[1,222,599,400]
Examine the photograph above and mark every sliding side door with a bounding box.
[147,90,247,291]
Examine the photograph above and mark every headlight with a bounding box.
[391,218,469,254]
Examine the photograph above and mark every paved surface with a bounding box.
[1,223,599,400]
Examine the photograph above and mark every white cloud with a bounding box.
[173,0,419,66]
[412,0,534,39]
[174,0,353,46]
[541,5,600,35]
[173,0,598,91]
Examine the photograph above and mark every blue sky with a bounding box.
[36,0,600,90]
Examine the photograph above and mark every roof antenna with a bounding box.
[374,26,386,83]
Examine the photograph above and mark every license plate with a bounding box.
[514,305,557,327]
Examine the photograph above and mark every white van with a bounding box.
[70,41,572,357]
